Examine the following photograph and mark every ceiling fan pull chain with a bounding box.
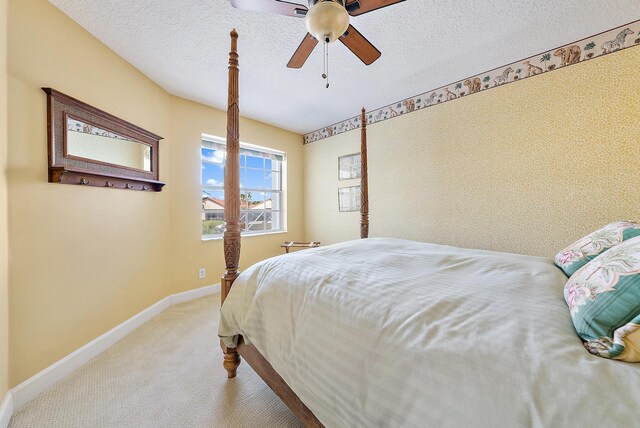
[322,40,328,88]
[322,40,326,80]
[326,41,330,88]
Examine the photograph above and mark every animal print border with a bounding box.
[303,19,640,144]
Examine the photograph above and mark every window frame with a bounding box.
[201,134,287,241]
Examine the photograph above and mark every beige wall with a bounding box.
[169,97,303,294]
[304,47,640,257]
[7,0,303,386]
[7,0,173,386]
[304,137,361,244]
[0,0,10,404]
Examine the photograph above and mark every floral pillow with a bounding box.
[555,221,640,276]
[564,236,640,362]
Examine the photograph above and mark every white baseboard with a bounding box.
[4,283,220,425]
[171,283,219,305]
[0,391,12,428]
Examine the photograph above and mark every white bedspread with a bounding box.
[219,238,640,427]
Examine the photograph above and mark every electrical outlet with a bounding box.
[199,268,206,279]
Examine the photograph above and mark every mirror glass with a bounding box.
[66,117,151,172]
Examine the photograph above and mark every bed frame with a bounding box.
[219,30,368,427]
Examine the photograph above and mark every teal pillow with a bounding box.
[564,236,640,361]
[555,221,640,276]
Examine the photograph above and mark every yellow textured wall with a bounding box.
[0,0,10,404]
[169,97,303,294]
[7,0,303,386]
[304,136,361,244]
[304,47,640,257]
[7,0,173,386]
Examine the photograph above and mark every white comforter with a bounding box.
[219,238,640,428]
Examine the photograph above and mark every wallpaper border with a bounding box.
[303,19,640,144]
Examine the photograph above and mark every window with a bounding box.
[201,136,285,239]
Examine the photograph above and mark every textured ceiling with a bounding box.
[48,0,639,135]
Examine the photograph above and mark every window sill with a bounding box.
[202,230,288,242]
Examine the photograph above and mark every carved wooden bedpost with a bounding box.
[221,29,241,378]
[360,107,369,239]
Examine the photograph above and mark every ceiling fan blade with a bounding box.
[346,0,405,16]
[228,0,308,17]
[339,25,381,65]
[287,33,318,68]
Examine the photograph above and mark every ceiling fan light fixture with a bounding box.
[305,0,350,44]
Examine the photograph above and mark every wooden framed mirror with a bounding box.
[43,88,165,191]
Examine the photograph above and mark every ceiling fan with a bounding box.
[228,0,406,68]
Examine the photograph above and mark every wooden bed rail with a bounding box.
[221,29,241,378]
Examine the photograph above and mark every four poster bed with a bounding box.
[217,30,640,427]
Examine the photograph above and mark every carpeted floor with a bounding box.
[10,293,302,428]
